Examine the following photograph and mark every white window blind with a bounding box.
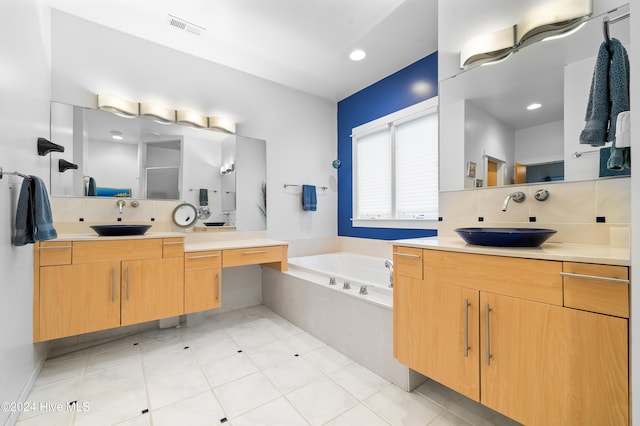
[395,113,439,219]
[352,97,439,227]
[356,128,391,218]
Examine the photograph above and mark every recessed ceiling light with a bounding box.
[110,130,123,140]
[349,49,366,61]
[527,103,542,110]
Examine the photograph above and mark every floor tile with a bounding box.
[214,372,281,418]
[80,361,144,400]
[303,346,352,374]
[113,413,151,425]
[85,345,141,374]
[364,385,444,426]
[429,411,473,426]
[150,391,225,426]
[15,409,75,426]
[262,357,324,393]
[147,368,210,410]
[229,327,279,350]
[74,386,147,426]
[282,332,326,354]
[190,336,241,364]
[232,397,309,426]
[245,340,298,370]
[20,376,82,420]
[414,379,460,409]
[286,376,358,425]
[329,363,390,401]
[33,355,86,387]
[202,352,259,387]
[323,403,390,426]
[142,347,198,382]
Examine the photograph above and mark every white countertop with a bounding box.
[184,238,287,252]
[393,236,630,266]
[51,232,186,241]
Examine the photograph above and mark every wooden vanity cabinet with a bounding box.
[35,238,185,341]
[184,250,222,313]
[394,246,629,426]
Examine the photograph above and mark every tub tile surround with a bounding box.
[439,177,630,247]
[18,306,519,426]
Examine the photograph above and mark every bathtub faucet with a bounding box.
[385,259,393,288]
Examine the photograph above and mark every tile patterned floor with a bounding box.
[17,305,521,425]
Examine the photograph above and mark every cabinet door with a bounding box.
[394,275,423,365]
[481,293,628,425]
[40,262,120,340]
[185,268,221,313]
[121,257,184,326]
[418,282,480,401]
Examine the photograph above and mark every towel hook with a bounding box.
[602,15,610,43]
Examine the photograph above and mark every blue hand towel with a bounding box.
[302,185,317,211]
[14,176,57,246]
[605,39,630,171]
[87,177,97,196]
[199,188,208,206]
[580,41,610,147]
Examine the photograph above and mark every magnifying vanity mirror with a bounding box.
[439,2,630,191]
[49,102,267,231]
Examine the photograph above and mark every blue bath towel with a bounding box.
[14,176,57,246]
[302,185,317,211]
[580,41,610,147]
[606,39,630,170]
[87,177,97,196]
[199,188,208,206]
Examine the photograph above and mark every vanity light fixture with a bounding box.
[139,102,176,124]
[541,21,588,42]
[176,109,207,128]
[349,49,367,61]
[517,0,592,45]
[208,116,236,134]
[527,103,542,110]
[97,94,138,117]
[460,26,516,68]
[459,0,592,69]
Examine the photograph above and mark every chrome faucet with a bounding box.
[117,199,126,214]
[501,191,525,212]
[359,285,370,295]
[385,259,393,288]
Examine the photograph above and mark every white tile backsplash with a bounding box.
[439,177,630,245]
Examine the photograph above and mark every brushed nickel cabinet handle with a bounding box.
[485,303,491,366]
[242,250,268,255]
[126,266,131,301]
[464,298,470,357]
[188,254,221,259]
[39,245,72,250]
[392,252,421,259]
[560,272,629,284]
[216,273,220,302]
[111,267,116,303]
[163,241,184,245]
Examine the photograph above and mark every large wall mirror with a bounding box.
[439,2,630,191]
[49,102,267,231]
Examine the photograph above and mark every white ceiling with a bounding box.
[46,0,439,101]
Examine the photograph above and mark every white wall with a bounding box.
[0,1,51,425]
[50,10,337,242]
[464,101,515,188]
[515,120,563,165]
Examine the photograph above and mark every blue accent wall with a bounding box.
[337,52,439,240]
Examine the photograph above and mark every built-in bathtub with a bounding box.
[262,252,424,391]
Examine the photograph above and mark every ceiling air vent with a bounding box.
[166,14,205,36]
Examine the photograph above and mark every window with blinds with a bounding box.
[352,98,438,227]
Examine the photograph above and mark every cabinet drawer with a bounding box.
[163,238,185,258]
[73,239,163,263]
[563,262,629,318]
[393,246,423,279]
[38,242,72,266]
[424,250,563,305]
[223,245,283,267]
[185,250,222,271]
